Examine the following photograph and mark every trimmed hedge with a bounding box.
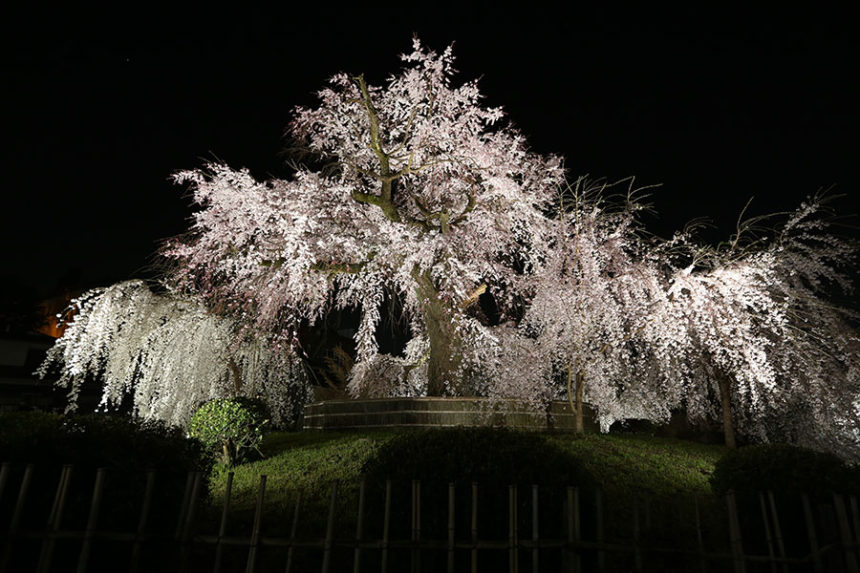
[709,443,859,499]
[363,426,595,487]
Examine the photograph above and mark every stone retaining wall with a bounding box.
[302,397,599,432]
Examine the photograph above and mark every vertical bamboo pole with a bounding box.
[801,494,823,573]
[758,493,777,573]
[76,468,106,573]
[179,472,203,573]
[321,482,337,573]
[0,463,9,504]
[447,483,455,573]
[531,485,539,573]
[633,500,642,573]
[174,472,195,540]
[36,464,72,573]
[508,484,517,573]
[381,480,391,573]
[471,482,478,573]
[595,488,605,572]
[693,496,707,573]
[411,480,420,573]
[1,464,33,573]
[245,475,267,573]
[766,492,788,573]
[285,490,302,573]
[833,493,859,573]
[213,471,234,573]
[644,497,651,531]
[354,478,366,573]
[566,487,581,573]
[130,469,155,573]
[726,491,746,573]
[851,496,860,557]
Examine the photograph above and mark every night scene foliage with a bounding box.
[39,39,860,460]
[37,280,306,428]
[162,38,563,397]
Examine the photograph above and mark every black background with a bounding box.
[3,4,858,298]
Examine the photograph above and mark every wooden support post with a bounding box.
[411,480,421,573]
[471,482,478,573]
[644,497,651,531]
[130,469,155,573]
[801,494,823,573]
[726,491,746,573]
[36,464,72,573]
[0,463,9,504]
[213,471,234,573]
[76,468,106,573]
[531,485,539,573]
[833,493,859,573]
[245,475,267,573]
[596,488,605,572]
[174,472,195,540]
[321,482,337,573]
[851,496,860,559]
[566,487,581,573]
[693,496,707,573]
[1,464,33,573]
[766,492,788,573]
[447,483,455,573]
[758,493,777,573]
[382,480,391,573]
[285,491,302,573]
[633,501,642,572]
[354,478,366,573]
[508,484,517,573]
[178,472,203,573]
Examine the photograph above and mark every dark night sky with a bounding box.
[3,4,859,298]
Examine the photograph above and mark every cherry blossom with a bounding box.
[37,280,306,428]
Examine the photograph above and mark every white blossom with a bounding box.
[37,280,307,428]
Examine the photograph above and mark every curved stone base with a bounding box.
[302,397,598,432]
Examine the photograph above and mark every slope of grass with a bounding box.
[198,430,729,572]
[207,430,727,522]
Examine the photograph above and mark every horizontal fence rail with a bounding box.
[1,462,858,572]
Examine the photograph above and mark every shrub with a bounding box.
[189,397,269,466]
[363,426,594,487]
[709,443,858,499]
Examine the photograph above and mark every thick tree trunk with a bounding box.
[718,374,737,449]
[415,272,462,396]
[227,357,243,396]
[566,364,586,435]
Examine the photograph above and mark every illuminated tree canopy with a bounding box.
[39,39,860,459]
[38,280,306,427]
[162,38,563,397]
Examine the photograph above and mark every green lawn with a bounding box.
[205,430,727,529]
[195,430,734,572]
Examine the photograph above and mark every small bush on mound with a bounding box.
[362,427,596,571]
[710,443,858,499]
[189,397,269,466]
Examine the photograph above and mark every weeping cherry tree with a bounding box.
[516,178,689,433]
[37,280,307,428]
[162,38,562,397]
[666,196,860,454]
